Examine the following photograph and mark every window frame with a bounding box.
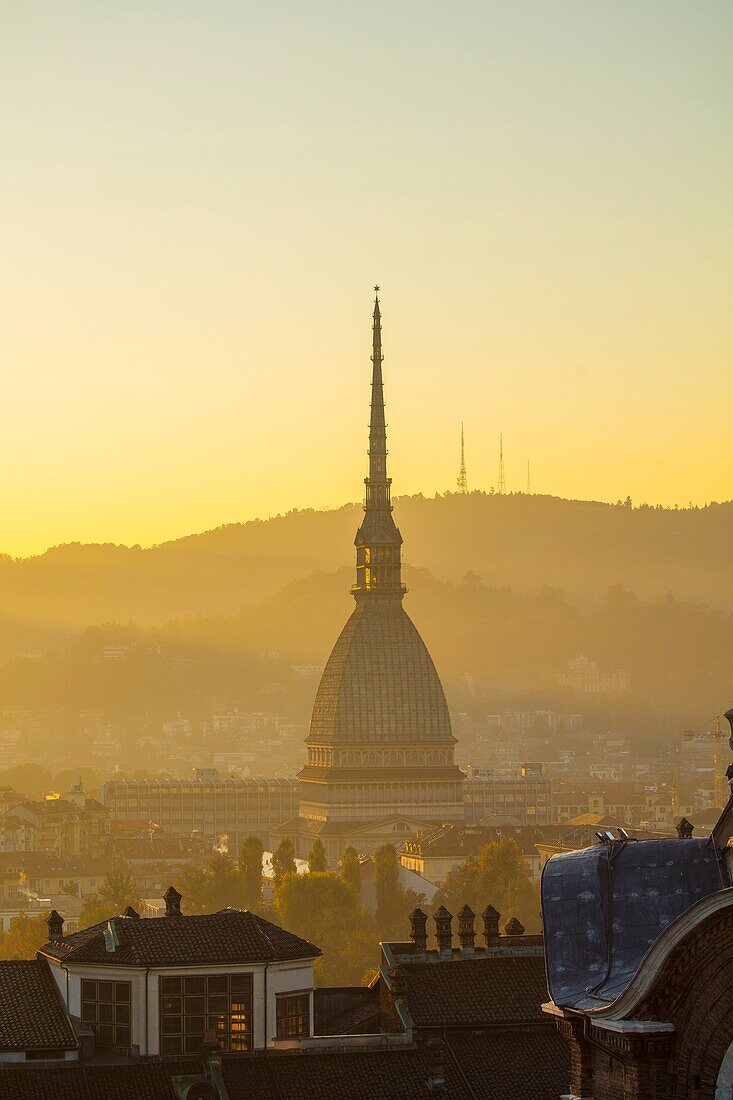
[158,972,253,1055]
[275,990,311,1040]
[80,978,132,1051]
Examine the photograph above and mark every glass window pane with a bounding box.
[161,977,182,995]
[184,977,205,996]
[230,974,252,992]
[115,983,131,1003]
[115,1004,130,1025]
[162,1016,181,1036]
[116,1026,130,1048]
[185,996,205,1015]
[184,1015,205,1036]
[81,980,96,1000]
[207,995,228,1013]
[161,996,182,1015]
[207,976,227,994]
[98,982,113,1002]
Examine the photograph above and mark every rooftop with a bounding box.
[0,960,77,1052]
[40,903,321,968]
[542,834,725,1011]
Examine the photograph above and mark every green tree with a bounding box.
[79,861,140,928]
[274,871,373,984]
[237,836,264,910]
[0,911,52,959]
[433,837,541,933]
[339,846,361,895]
[271,839,296,887]
[175,851,241,915]
[308,839,327,873]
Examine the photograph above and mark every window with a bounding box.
[159,973,253,1055]
[81,979,131,1050]
[276,993,310,1039]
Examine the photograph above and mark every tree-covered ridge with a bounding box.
[1,493,733,660]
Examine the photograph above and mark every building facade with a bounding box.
[102,771,298,850]
[274,294,464,860]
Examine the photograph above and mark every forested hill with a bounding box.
[1,493,732,658]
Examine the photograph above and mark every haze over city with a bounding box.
[2,7,733,1097]
[2,2,732,558]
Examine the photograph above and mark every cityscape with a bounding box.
[1,4,732,1099]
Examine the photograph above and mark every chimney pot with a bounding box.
[434,905,453,956]
[457,904,476,955]
[46,909,64,942]
[164,886,182,917]
[409,907,428,954]
[504,916,525,937]
[482,904,501,947]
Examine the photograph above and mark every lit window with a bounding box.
[159,973,253,1055]
[276,992,310,1039]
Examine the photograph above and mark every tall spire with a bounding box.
[457,423,468,493]
[353,289,404,599]
[496,434,506,495]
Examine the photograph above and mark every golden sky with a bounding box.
[2,3,732,558]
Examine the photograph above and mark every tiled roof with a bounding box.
[0,1064,87,1100]
[40,909,321,967]
[398,955,549,1027]
[222,1048,472,1099]
[0,1044,569,1100]
[0,960,77,1051]
[450,1029,570,1099]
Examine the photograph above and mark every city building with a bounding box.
[273,294,464,860]
[0,782,109,857]
[40,886,321,1057]
[463,763,553,825]
[555,654,631,694]
[543,808,733,1098]
[101,771,298,850]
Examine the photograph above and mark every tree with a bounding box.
[79,861,141,929]
[0,911,52,959]
[339,846,361,895]
[308,839,327,873]
[271,839,296,887]
[433,837,541,933]
[274,871,374,985]
[237,836,264,910]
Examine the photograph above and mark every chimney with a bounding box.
[434,906,453,957]
[425,1037,446,1092]
[457,904,476,955]
[46,909,64,942]
[482,904,500,948]
[123,905,141,919]
[504,916,525,937]
[410,907,428,954]
[675,817,694,839]
[164,886,182,917]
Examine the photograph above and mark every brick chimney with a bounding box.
[434,906,453,957]
[457,904,476,956]
[482,904,500,947]
[46,909,64,943]
[425,1037,446,1092]
[409,907,428,954]
[504,916,525,937]
[164,886,182,917]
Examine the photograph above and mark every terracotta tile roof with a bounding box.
[449,1030,570,1099]
[398,955,549,1027]
[0,1065,87,1100]
[222,1048,472,1099]
[0,960,77,1052]
[39,909,320,967]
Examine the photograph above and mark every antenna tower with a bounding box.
[526,460,531,495]
[457,424,468,494]
[496,434,506,495]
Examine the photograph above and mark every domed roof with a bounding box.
[309,599,454,744]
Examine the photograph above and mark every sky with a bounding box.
[1,2,732,558]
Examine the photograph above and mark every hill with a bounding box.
[1,492,733,660]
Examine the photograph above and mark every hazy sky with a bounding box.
[2,2,732,557]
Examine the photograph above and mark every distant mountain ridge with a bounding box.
[1,493,732,660]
